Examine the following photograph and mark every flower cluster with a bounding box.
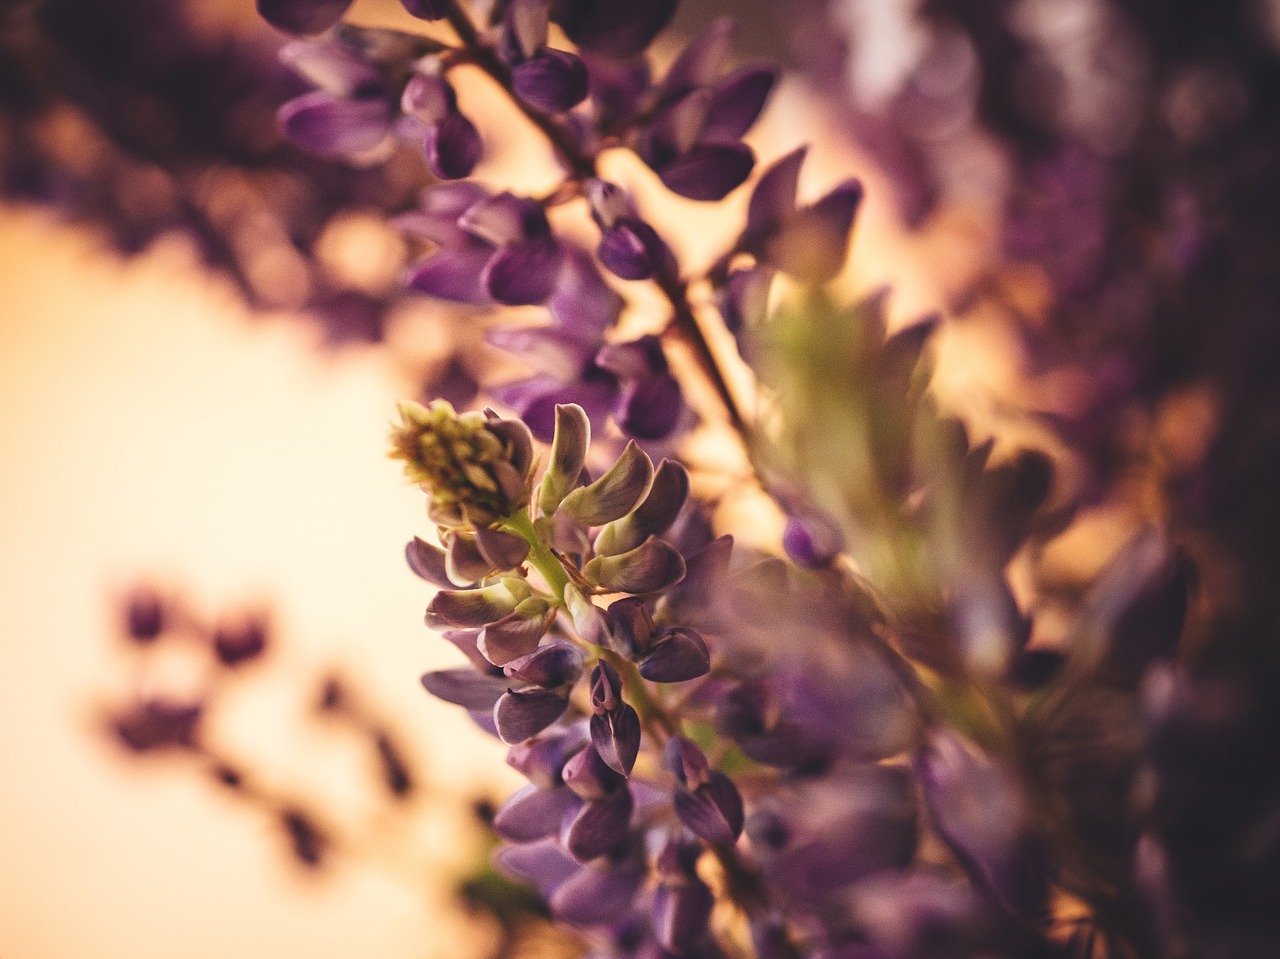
[41,0,1280,955]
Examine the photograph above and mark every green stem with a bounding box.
[500,510,569,603]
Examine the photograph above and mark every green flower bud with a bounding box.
[390,400,533,527]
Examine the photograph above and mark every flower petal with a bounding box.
[405,246,494,304]
[658,141,755,201]
[426,110,483,180]
[559,439,654,526]
[494,784,582,842]
[560,786,633,861]
[421,669,509,711]
[495,687,571,743]
[258,0,354,36]
[278,91,393,156]
[484,238,565,306]
[513,49,589,113]
[583,536,686,594]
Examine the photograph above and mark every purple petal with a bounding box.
[674,772,744,845]
[504,0,550,60]
[782,514,842,569]
[278,91,393,156]
[486,325,596,381]
[614,373,682,440]
[662,736,711,788]
[595,335,667,380]
[638,628,710,683]
[427,582,524,628]
[426,110,483,180]
[442,629,495,673]
[399,0,448,19]
[661,17,735,97]
[112,699,202,753]
[561,743,626,800]
[395,182,492,246]
[474,526,530,572]
[421,669,509,711]
[279,39,383,98]
[553,0,678,58]
[504,644,584,688]
[507,729,588,789]
[764,180,864,283]
[585,53,651,126]
[550,860,645,926]
[495,687,571,743]
[744,147,806,247]
[589,662,624,713]
[406,537,451,586]
[445,532,493,585]
[258,0,354,35]
[405,246,493,304]
[559,439,654,527]
[401,72,456,122]
[702,65,776,143]
[589,704,641,776]
[549,246,623,333]
[495,838,579,897]
[483,238,565,306]
[212,617,268,667]
[655,878,715,953]
[583,536,686,594]
[597,223,654,281]
[460,192,549,246]
[513,49,589,113]
[491,373,617,442]
[494,784,583,843]
[658,142,755,201]
[478,607,550,666]
[561,786,633,861]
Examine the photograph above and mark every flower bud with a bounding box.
[389,400,532,527]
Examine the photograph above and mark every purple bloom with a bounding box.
[405,190,564,306]
[258,0,354,36]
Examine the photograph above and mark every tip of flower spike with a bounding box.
[389,400,530,526]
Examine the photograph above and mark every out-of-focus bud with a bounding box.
[258,0,354,36]
[123,586,167,643]
[560,786,633,861]
[212,613,269,667]
[112,699,203,753]
[664,737,744,844]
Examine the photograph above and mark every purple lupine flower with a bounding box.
[550,0,679,60]
[112,699,204,753]
[488,255,684,442]
[258,0,355,36]
[585,179,675,282]
[663,737,743,845]
[401,73,482,179]
[212,613,269,666]
[588,661,642,775]
[404,189,565,306]
[626,19,776,201]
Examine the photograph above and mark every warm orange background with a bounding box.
[0,207,521,959]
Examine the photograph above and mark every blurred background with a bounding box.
[3,0,1278,956]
